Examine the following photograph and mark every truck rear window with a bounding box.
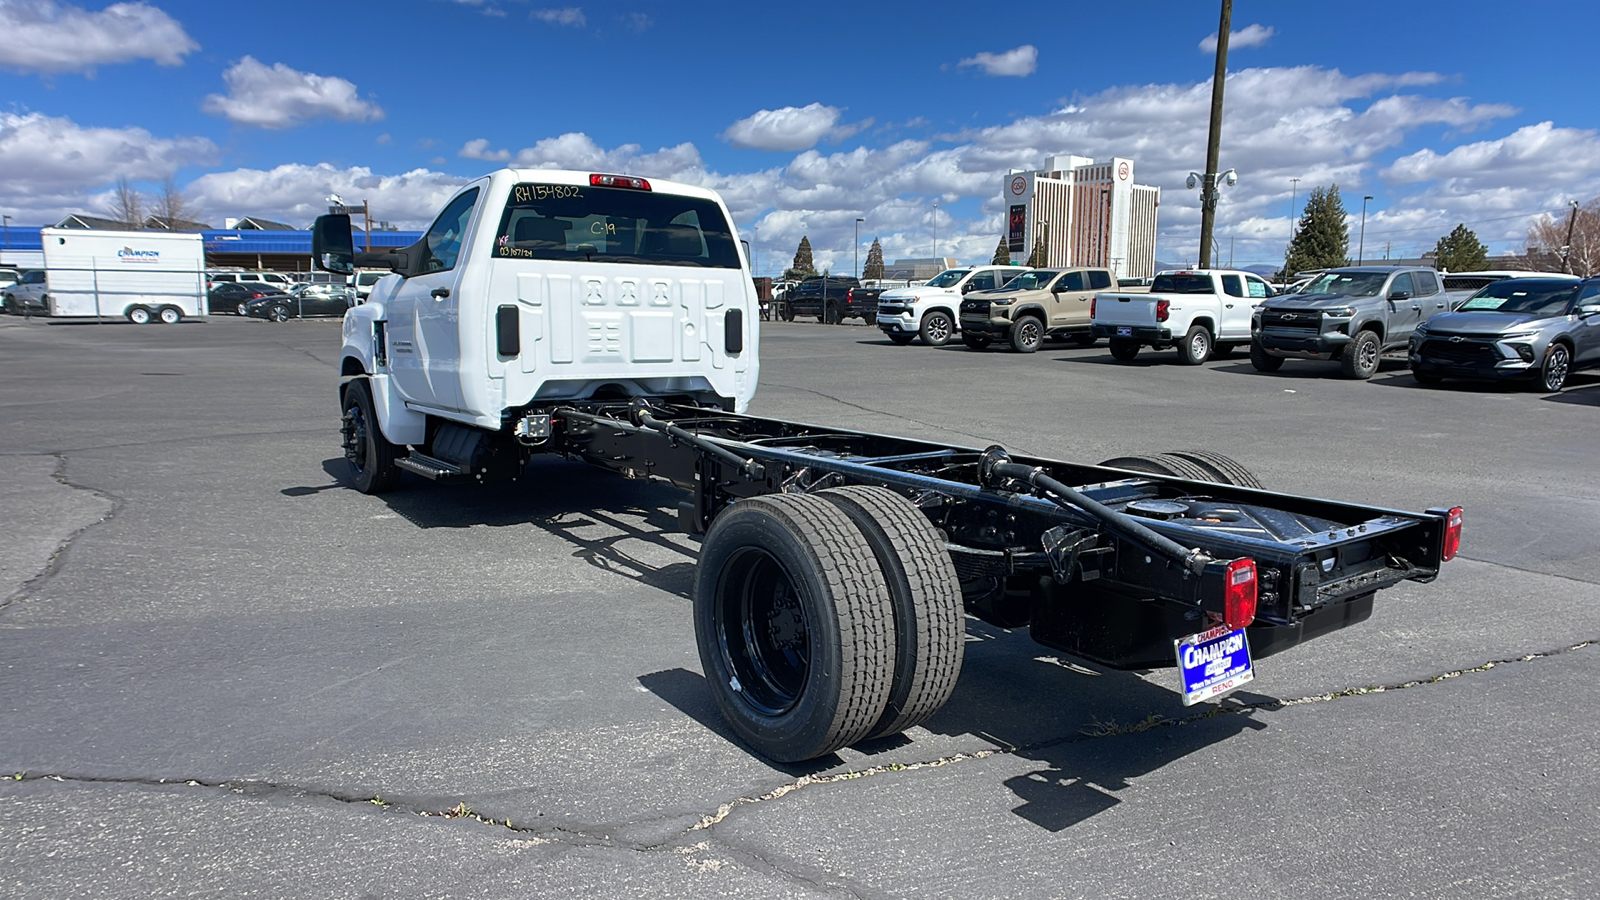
[492,184,741,269]
[1150,274,1217,294]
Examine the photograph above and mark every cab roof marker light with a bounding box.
[590,174,652,191]
[1223,558,1257,630]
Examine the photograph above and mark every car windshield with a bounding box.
[995,271,1059,292]
[1303,271,1389,297]
[493,183,742,269]
[925,269,971,288]
[1456,281,1578,315]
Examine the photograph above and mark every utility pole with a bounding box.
[1564,200,1581,274]
[1358,196,1372,265]
[1196,0,1232,270]
[855,217,864,279]
[1284,176,1299,280]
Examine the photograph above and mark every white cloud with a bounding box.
[0,111,216,221]
[958,45,1037,78]
[184,164,469,229]
[202,57,384,130]
[459,138,511,161]
[532,7,585,26]
[722,104,854,152]
[1200,23,1275,53]
[0,0,197,73]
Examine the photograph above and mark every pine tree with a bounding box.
[991,237,1011,265]
[862,238,885,280]
[783,236,818,282]
[1025,235,1047,268]
[1432,223,1488,272]
[1284,185,1349,274]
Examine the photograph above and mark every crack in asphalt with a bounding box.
[0,453,121,614]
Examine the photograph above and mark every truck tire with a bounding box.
[1098,453,1213,483]
[1071,332,1098,347]
[1249,339,1283,372]
[157,305,183,325]
[341,379,402,494]
[1009,315,1044,353]
[960,333,991,350]
[823,303,839,325]
[1411,368,1443,386]
[1167,450,1264,489]
[919,311,954,346]
[1212,342,1236,359]
[1179,325,1212,365]
[778,303,795,322]
[1109,338,1139,361]
[1340,329,1381,379]
[817,486,963,740]
[1535,343,1571,392]
[887,333,915,346]
[695,494,895,762]
[126,305,152,325]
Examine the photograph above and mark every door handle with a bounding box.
[431,288,451,300]
[1225,303,1234,308]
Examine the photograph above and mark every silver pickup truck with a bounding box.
[1250,266,1453,379]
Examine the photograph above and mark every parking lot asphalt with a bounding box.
[2,314,1597,899]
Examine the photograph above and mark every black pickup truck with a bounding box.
[781,276,880,324]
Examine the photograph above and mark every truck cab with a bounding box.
[876,265,1027,346]
[1252,266,1447,379]
[317,168,759,490]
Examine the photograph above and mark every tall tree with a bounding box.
[1525,197,1600,276]
[862,238,885,280]
[991,237,1011,265]
[1284,184,1349,273]
[110,176,143,230]
[783,235,818,282]
[1025,235,1047,268]
[1431,223,1488,272]
[150,175,189,230]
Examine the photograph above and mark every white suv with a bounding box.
[875,266,1028,345]
[208,271,295,290]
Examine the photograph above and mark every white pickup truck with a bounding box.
[875,265,1028,346]
[1091,269,1278,364]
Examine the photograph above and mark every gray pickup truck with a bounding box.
[1250,266,1451,379]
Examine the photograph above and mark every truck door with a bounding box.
[387,187,481,412]
[1385,272,1421,345]
[1573,282,1600,365]
[1231,276,1272,339]
[1051,270,1087,328]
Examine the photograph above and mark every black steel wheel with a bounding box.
[961,333,992,350]
[887,333,915,345]
[1249,339,1284,372]
[1109,338,1140,361]
[695,494,895,762]
[817,486,964,740]
[1340,329,1381,379]
[1179,324,1212,365]
[1536,344,1571,392]
[919,311,954,346]
[341,379,401,494]
[1009,316,1044,353]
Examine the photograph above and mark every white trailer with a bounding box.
[42,228,206,323]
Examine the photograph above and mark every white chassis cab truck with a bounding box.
[875,265,1028,346]
[313,169,1463,765]
[1091,268,1277,364]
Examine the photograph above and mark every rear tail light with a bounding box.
[590,173,651,190]
[1223,558,1257,629]
[1090,297,1097,318]
[847,288,855,303]
[1441,506,1463,561]
[1156,299,1171,322]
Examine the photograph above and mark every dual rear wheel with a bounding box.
[695,487,964,762]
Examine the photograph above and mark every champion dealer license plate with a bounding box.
[1116,326,1132,336]
[1176,624,1254,706]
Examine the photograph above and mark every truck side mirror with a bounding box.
[1388,290,1412,301]
[311,215,355,275]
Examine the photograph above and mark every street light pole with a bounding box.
[932,200,938,261]
[855,217,864,279]
[1358,195,1373,265]
[1285,176,1299,280]
[1564,200,1581,274]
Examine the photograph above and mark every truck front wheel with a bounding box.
[1249,340,1283,372]
[1179,325,1212,364]
[1109,338,1140,361]
[919,311,954,346]
[341,380,402,494]
[1340,330,1381,380]
[961,333,991,350]
[695,494,895,762]
[887,333,914,346]
[1009,316,1044,353]
[817,487,963,740]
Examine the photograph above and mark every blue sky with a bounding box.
[3,0,1599,276]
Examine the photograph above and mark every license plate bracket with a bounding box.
[1175,625,1253,705]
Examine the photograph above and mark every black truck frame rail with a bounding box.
[523,398,1455,671]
